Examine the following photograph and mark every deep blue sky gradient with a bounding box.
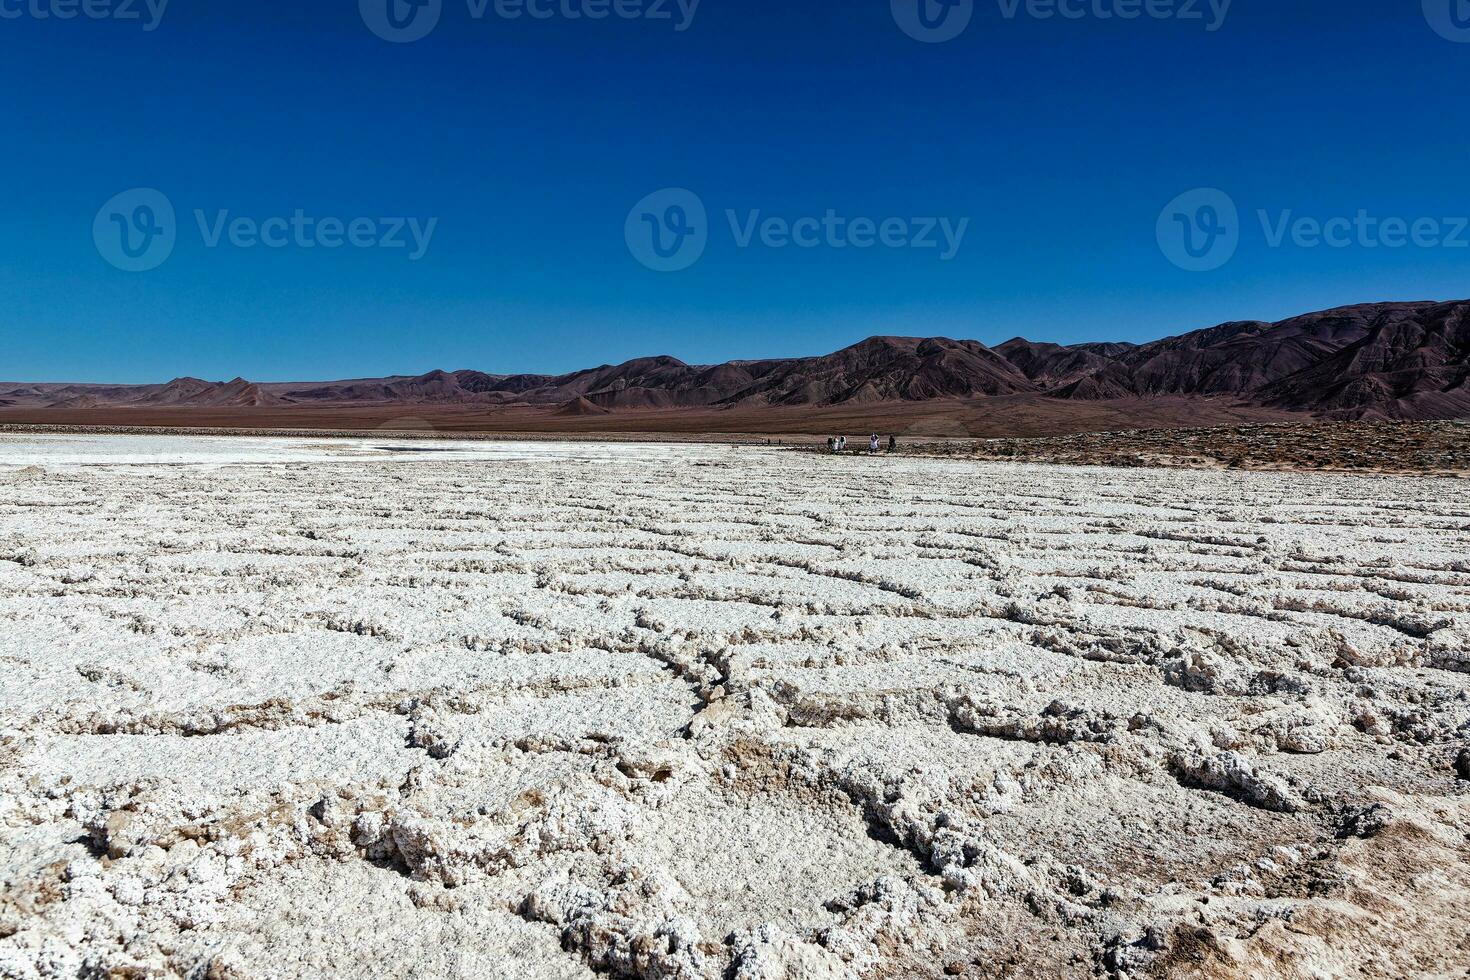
[3,0,1468,382]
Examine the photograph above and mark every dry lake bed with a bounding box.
[1,434,1467,979]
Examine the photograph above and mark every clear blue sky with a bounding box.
[3,0,1468,383]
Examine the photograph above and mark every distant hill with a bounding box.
[999,301,1470,418]
[4,300,1467,422]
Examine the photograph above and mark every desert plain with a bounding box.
[0,434,1467,979]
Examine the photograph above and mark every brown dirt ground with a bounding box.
[0,395,1298,441]
[896,421,1470,476]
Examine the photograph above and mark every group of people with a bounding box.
[826,434,897,454]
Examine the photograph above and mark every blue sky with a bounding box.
[3,0,1468,382]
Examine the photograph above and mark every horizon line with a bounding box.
[4,296,1453,388]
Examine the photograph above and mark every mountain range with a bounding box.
[4,300,1468,423]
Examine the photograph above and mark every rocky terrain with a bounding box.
[903,421,1470,476]
[3,299,1468,424]
[1,435,1468,979]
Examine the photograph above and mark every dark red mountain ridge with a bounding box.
[4,300,1467,422]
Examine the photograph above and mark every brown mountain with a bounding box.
[1254,303,1470,418]
[719,337,1036,406]
[138,377,282,408]
[4,299,1468,423]
[555,396,612,417]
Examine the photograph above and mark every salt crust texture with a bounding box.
[1,436,1467,979]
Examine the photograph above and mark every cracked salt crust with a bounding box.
[1,435,1468,979]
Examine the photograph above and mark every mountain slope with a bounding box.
[714,337,1035,407]
[5,299,1469,422]
[1255,302,1470,418]
[994,301,1470,418]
